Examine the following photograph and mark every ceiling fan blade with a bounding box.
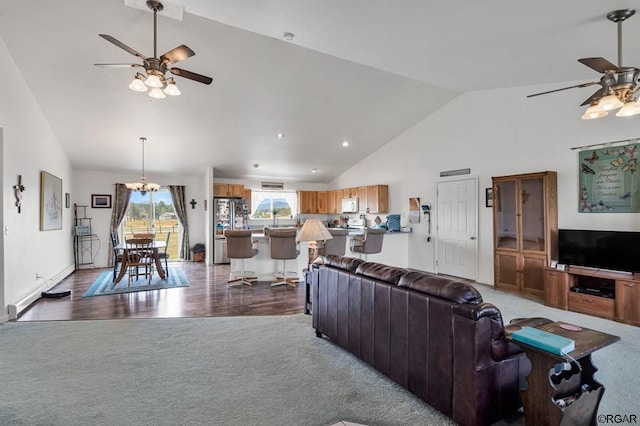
[94,63,143,68]
[99,34,147,60]
[170,67,213,85]
[580,88,606,106]
[527,81,600,98]
[578,57,621,74]
[160,45,195,64]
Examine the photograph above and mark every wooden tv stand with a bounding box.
[544,266,640,326]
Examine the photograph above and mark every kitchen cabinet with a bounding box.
[366,185,388,213]
[342,188,357,199]
[357,187,368,212]
[327,190,338,214]
[492,171,557,299]
[243,188,252,212]
[297,191,318,214]
[214,183,245,198]
[316,191,328,214]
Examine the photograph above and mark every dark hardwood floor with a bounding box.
[17,262,305,321]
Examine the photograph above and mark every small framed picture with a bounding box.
[91,194,112,209]
[550,260,558,269]
[557,264,568,271]
[485,188,494,208]
[65,192,70,209]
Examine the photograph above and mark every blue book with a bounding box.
[511,326,575,355]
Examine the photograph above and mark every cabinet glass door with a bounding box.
[520,177,545,251]
[495,181,517,249]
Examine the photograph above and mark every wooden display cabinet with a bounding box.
[492,171,557,298]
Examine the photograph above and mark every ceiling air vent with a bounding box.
[261,182,284,190]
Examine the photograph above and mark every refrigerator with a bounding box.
[214,198,249,264]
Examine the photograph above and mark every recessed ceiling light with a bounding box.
[342,140,349,147]
[277,133,285,139]
[311,168,318,173]
[283,32,294,41]
[253,163,260,168]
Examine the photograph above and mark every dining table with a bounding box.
[113,240,167,284]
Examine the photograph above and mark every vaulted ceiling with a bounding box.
[2,1,639,182]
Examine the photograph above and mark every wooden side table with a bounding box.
[507,321,619,426]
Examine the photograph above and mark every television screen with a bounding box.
[558,229,639,273]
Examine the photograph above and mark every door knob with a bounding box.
[470,236,476,240]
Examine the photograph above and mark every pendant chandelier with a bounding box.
[126,137,160,195]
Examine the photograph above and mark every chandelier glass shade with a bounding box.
[126,137,160,196]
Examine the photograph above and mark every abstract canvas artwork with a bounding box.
[40,171,63,230]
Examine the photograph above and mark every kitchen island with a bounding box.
[228,228,410,282]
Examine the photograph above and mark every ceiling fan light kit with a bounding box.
[95,0,212,100]
[528,9,640,120]
[126,137,160,195]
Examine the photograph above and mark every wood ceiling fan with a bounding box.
[95,0,212,97]
[527,9,640,119]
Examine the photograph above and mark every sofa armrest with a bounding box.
[453,303,523,362]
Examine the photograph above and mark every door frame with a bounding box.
[435,176,479,280]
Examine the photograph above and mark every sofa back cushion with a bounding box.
[355,262,407,285]
[325,255,365,272]
[398,271,482,304]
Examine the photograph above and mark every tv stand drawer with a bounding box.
[568,292,614,320]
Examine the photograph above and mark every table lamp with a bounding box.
[295,218,333,266]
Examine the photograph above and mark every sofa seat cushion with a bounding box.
[325,255,366,273]
[355,262,407,285]
[398,271,482,304]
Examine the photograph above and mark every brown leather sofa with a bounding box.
[310,255,526,426]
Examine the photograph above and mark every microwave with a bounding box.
[341,198,359,213]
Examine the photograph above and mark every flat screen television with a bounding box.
[558,229,639,273]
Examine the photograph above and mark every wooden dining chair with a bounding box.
[133,233,155,240]
[125,238,155,285]
[156,232,171,277]
[110,231,124,282]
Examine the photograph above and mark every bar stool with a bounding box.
[350,228,386,259]
[269,228,299,287]
[321,228,349,257]
[225,230,258,287]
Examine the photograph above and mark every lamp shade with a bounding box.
[296,218,333,242]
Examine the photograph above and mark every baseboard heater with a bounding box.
[7,265,74,320]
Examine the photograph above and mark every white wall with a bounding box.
[0,39,74,320]
[73,169,207,268]
[332,83,640,285]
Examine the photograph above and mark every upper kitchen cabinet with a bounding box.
[492,171,557,299]
[316,191,328,214]
[342,188,358,199]
[357,187,368,212]
[214,183,245,198]
[243,188,252,211]
[297,191,318,214]
[365,185,389,213]
[327,190,338,214]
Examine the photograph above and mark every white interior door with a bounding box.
[436,178,477,280]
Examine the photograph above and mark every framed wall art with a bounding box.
[91,194,112,208]
[578,143,640,213]
[485,188,494,208]
[40,171,63,231]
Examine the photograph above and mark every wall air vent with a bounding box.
[440,168,471,177]
[261,182,284,190]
